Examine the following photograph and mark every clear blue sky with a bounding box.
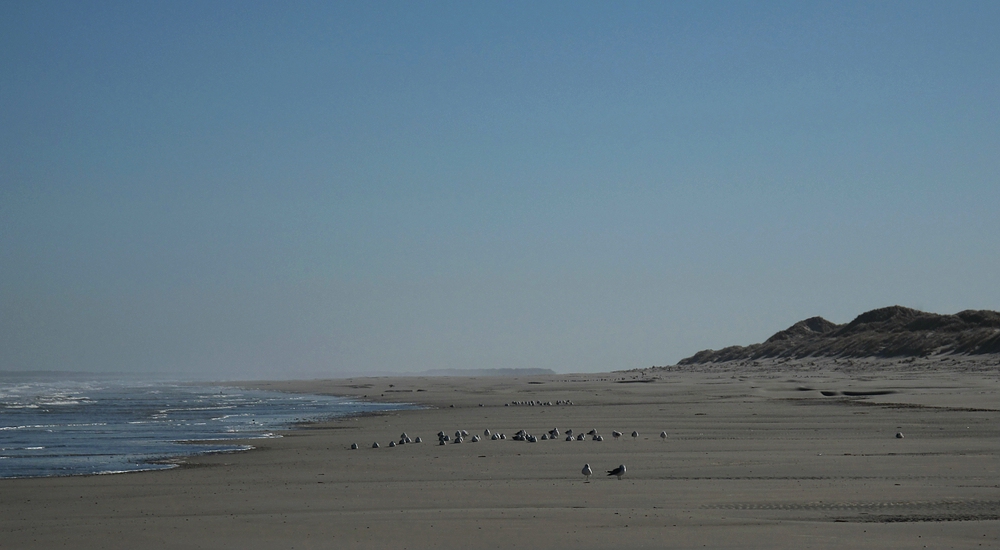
[2,1,998,379]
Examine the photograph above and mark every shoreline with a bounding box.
[2,363,998,549]
[0,381,416,481]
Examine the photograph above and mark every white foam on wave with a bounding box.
[0,424,58,431]
[162,406,237,412]
[95,464,178,475]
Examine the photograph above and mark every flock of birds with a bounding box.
[353,427,668,448]
[350,426,909,484]
[351,427,672,481]
[506,400,574,406]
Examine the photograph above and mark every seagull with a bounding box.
[372,442,380,449]
[414,437,422,443]
[350,443,358,450]
[582,463,593,481]
[660,431,667,441]
[612,431,623,441]
[484,429,491,437]
[607,464,626,480]
[631,431,639,440]
[577,434,585,441]
[895,432,904,439]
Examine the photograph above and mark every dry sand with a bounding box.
[2,361,999,549]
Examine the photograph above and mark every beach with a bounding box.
[2,361,998,549]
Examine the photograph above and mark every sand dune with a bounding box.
[679,306,1000,364]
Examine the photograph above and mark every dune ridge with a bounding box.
[679,306,1000,365]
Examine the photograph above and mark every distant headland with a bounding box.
[422,368,556,377]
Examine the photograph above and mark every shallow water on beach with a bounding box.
[0,377,409,478]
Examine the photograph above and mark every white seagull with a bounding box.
[582,463,593,481]
[607,464,626,480]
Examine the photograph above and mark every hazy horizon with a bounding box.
[3,2,998,379]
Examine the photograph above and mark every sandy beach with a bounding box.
[2,360,998,549]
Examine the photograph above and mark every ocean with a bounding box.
[0,376,411,479]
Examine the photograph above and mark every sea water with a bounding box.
[0,376,410,478]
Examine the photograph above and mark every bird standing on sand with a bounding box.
[660,431,667,441]
[612,431,622,441]
[631,431,639,440]
[607,464,626,480]
[582,464,593,481]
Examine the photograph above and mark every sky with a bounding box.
[1,1,998,379]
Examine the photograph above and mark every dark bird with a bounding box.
[607,464,626,480]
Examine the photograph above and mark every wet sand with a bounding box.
[2,361,998,549]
